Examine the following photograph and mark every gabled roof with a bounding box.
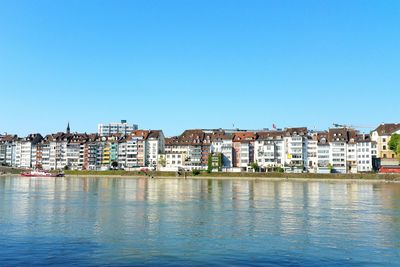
[256,131,284,140]
[284,127,308,136]
[355,134,372,143]
[373,123,400,136]
[126,130,164,141]
[147,130,163,139]
[0,134,18,142]
[233,132,256,142]
[329,128,358,142]
[210,131,233,141]
[316,131,329,145]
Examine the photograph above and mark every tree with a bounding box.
[274,167,284,173]
[250,162,259,172]
[111,161,119,169]
[158,157,166,167]
[388,134,400,153]
[207,154,213,173]
[397,145,400,161]
[327,163,333,173]
[192,169,201,176]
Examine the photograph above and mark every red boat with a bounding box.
[21,170,64,177]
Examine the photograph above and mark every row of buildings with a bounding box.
[1,123,399,174]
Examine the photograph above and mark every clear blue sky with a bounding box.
[0,0,399,136]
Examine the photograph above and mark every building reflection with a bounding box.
[1,176,400,252]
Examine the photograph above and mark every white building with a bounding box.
[356,134,373,172]
[98,120,138,137]
[14,134,43,169]
[283,128,308,173]
[210,131,233,169]
[254,131,285,170]
[162,130,210,171]
[307,133,318,173]
[145,131,165,168]
[0,135,18,166]
[316,132,330,173]
[328,128,351,173]
[117,130,164,169]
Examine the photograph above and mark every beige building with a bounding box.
[371,123,400,165]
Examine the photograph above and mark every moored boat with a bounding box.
[21,170,64,177]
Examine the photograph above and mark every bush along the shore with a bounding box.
[192,169,201,176]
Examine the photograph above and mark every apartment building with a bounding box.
[328,128,353,173]
[254,131,285,170]
[14,134,43,168]
[210,131,233,169]
[307,133,318,173]
[98,120,138,137]
[356,134,374,172]
[283,127,308,173]
[162,130,214,170]
[145,130,165,168]
[371,123,400,166]
[316,132,330,173]
[0,135,18,166]
[232,132,256,170]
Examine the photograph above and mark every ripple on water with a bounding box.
[0,176,399,266]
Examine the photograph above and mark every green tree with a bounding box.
[250,162,259,172]
[158,157,166,167]
[327,163,334,173]
[207,154,213,173]
[388,134,400,152]
[397,145,400,161]
[192,169,201,176]
[111,161,119,169]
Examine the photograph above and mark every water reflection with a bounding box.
[0,176,399,266]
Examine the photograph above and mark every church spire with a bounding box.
[67,122,70,134]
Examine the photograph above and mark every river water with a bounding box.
[0,176,399,266]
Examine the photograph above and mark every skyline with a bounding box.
[0,120,396,137]
[1,1,399,136]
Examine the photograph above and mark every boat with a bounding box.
[21,170,64,177]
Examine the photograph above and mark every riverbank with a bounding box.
[63,170,400,183]
[63,170,399,179]
[2,167,400,182]
[0,166,28,176]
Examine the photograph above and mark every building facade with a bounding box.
[98,120,138,137]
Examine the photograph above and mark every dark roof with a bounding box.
[328,128,358,142]
[355,134,372,143]
[164,130,213,146]
[147,130,163,139]
[0,134,18,142]
[284,127,308,136]
[373,123,400,136]
[256,131,284,140]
